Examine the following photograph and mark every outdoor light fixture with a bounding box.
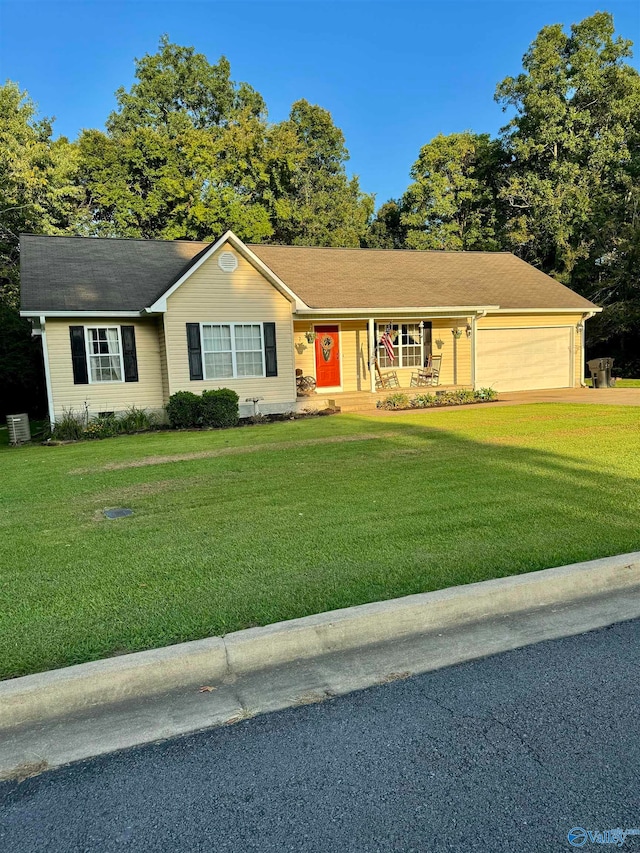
[465,323,472,338]
[576,322,584,333]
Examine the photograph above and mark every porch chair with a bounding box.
[373,357,400,390]
[410,355,442,387]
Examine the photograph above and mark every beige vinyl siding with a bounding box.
[157,315,170,403]
[45,317,166,418]
[478,313,583,388]
[164,243,296,404]
[431,319,472,387]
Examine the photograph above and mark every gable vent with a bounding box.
[218,251,238,273]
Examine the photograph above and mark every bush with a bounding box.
[51,409,85,441]
[117,406,156,433]
[84,414,120,440]
[411,394,437,409]
[166,391,203,428]
[475,387,498,401]
[201,388,239,428]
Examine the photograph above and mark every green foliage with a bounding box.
[377,393,410,410]
[361,200,408,249]
[402,132,505,251]
[51,410,85,441]
[265,100,374,247]
[117,406,157,433]
[166,391,203,428]
[475,387,499,401]
[84,414,120,440]
[0,82,85,306]
[201,388,239,428]
[0,303,47,419]
[377,389,498,410]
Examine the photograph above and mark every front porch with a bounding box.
[293,316,476,405]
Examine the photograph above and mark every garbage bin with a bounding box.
[587,357,615,388]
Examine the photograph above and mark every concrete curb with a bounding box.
[2,552,640,731]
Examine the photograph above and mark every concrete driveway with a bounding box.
[496,387,640,406]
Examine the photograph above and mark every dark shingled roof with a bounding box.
[20,234,598,313]
[20,235,207,312]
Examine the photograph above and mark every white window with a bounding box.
[201,323,264,379]
[86,327,123,382]
[377,322,424,368]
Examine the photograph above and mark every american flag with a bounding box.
[380,330,395,362]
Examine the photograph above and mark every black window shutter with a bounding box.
[69,326,88,385]
[263,322,277,377]
[186,323,203,380]
[121,325,139,383]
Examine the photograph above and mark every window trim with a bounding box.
[85,325,125,384]
[200,322,266,380]
[376,321,427,369]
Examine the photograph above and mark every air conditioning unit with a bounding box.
[7,413,31,445]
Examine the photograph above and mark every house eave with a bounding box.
[294,306,501,318]
[20,310,145,318]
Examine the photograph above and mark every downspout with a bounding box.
[579,311,596,387]
[40,315,55,427]
[368,318,376,393]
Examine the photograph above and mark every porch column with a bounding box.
[470,316,477,390]
[368,317,376,393]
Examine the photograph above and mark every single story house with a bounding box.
[19,230,600,423]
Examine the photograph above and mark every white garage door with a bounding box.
[476,327,573,392]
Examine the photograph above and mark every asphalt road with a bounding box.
[1,619,639,853]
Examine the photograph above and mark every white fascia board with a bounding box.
[20,310,144,318]
[294,306,500,317]
[488,307,602,314]
[145,230,310,313]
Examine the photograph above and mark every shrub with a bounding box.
[117,406,156,433]
[475,387,498,401]
[84,414,120,440]
[411,394,436,408]
[376,393,410,410]
[51,409,85,441]
[166,391,203,428]
[201,388,239,428]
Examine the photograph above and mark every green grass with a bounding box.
[3,403,640,680]
[584,377,640,387]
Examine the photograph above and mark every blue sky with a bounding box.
[1,0,639,207]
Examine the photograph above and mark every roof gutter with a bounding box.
[20,311,144,319]
[294,306,500,318]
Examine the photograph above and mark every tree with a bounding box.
[495,12,640,280]
[78,37,273,242]
[401,132,505,251]
[107,35,264,135]
[0,82,84,306]
[361,200,408,249]
[264,100,373,246]
[0,82,80,418]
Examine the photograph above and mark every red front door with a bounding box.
[314,325,341,387]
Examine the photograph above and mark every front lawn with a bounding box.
[2,403,640,679]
